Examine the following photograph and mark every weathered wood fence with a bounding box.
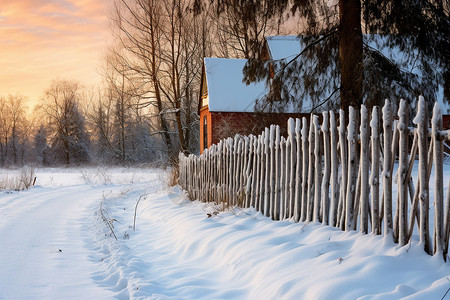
[179,97,450,259]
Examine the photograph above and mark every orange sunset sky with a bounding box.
[0,0,111,106]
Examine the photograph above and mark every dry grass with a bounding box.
[0,166,36,191]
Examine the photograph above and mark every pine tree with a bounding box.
[210,0,450,111]
[33,125,49,166]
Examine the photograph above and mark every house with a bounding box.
[198,35,318,153]
[199,57,312,154]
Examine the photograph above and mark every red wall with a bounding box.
[443,115,450,130]
[200,108,311,153]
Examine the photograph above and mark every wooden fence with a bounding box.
[179,97,450,259]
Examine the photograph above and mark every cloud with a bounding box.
[0,0,110,104]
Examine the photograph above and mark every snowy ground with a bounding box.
[1,167,450,300]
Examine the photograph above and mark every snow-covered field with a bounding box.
[1,167,450,300]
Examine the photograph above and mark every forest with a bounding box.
[0,0,448,167]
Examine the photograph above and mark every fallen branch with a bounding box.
[100,192,118,241]
[134,194,149,231]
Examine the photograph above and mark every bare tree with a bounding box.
[110,0,207,160]
[206,0,288,59]
[40,79,90,165]
[7,95,28,165]
[0,98,11,166]
[0,94,30,166]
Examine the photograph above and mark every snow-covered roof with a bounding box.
[265,36,302,60]
[204,57,268,113]
[204,56,313,113]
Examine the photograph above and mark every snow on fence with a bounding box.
[178,97,450,259]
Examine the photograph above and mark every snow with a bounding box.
[370,106,379,138]
[1,167,450,299]
[413,96,426,125]
[204,57,304,113]
[204,57,267,113]
[432,101,443,130]
[265,36,302,61]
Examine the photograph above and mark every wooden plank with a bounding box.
[269,126,275,219]
[360,105,370,234]
[288,118,296,219]
[280,137,286,220]
[346,107,357,230]
[294,118,302,222]
[307,117,315,222]
[301,118,309,222]
[444,178,450,260]
[397,100,409,246]
[264,127,270,216]
[370,106,380,234]
[259,133,266,212]
[284,138,291,219]
[245,136,254,208]
[432,102,444,256]
[330,111,339,227]
[274,126,281,220]
[382,100,394,237]
[313,115,322,223]
[322,111,331,225]
[338,109,348,229]
[410,97,431,253]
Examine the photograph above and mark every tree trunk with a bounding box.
[339,0,363,110]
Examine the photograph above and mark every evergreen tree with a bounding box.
[33,125,49,165]
[208,0,450,111]
[41,79,90,166]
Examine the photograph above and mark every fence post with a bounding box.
[360,105,370,234]
[444,178,450,259]
[382,100,394,237]
[236,138,243,206]
[259,133,266,212]
[412,96,431,253]
[245,136,254,208]
[346,107,357,230]
[313,115,322,223]
[269,126,275,219]
[301,118,309,222]
[274,126,281,220]
[264,127,270,216]
[288,118,296,219]
[225,138,231,208]
[322,111,331,225]
[398,99,409,246]
[307,117,315,222]
[218,141,224,206]
[279,137,286,220]
[338,109,347,230]
[370,106,380,234]
[250,136,258,208]
[242,137,249,206]
[330,111,339,227]
[432,102,444,256]
[283,137,291,219]
[294,118,302,222]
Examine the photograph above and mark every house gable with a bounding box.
[203,57,267,113]
[265,35,302,61]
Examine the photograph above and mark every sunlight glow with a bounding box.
[0,0,110,106]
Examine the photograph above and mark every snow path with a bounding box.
[0,184,117,299]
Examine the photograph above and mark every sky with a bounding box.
[0,0,111,107]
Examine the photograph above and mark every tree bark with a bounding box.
[339,0,363,110]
